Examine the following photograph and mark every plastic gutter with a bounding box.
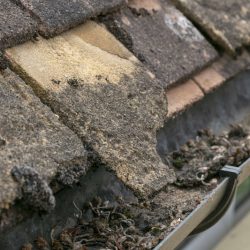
[155,158,250,250]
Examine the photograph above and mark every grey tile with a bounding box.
[0,0,37,49]
[6,30,176,197]
[102,0,218,87]
[173,0,250,54]
[0,70,86,213]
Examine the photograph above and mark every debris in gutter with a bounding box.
[20,124,250,250]
[22,192,202,250]
[167,124,250,187]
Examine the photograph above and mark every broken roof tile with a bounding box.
[102,0,218,88]
[6,22,176,197]
[0,70,86,212]
[173,0,250,55]
[15,0,125,37]
[0,0,37,50]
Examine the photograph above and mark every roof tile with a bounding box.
[6,23,175,197]
[173,0,250,54]
[0,0,37,50]
[0,70,86,212]
[15,0,124,37]
[102,0,218,87]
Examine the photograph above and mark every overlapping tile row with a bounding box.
[173,0,250,55]
[0,0,124,51]
[193,50,250,94]
[102,0,218,87]
[0,0,37,50]
[0,70,86,213]
[166,50,250,117]
[1,0,250,61]
[13,0,125,37]
[6,23,176,197]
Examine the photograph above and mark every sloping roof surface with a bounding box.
[0,70,86,212]
[13,0,124,37]
[0,0,37,50]
[103,0,217,87]
[173,0,250,54]
[6,25,175,196]
[0,0,250,217]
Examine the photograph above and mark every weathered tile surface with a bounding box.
[0,0,37,50]
[6,23,175,197]
[102,0,218,87]
[15,0,124,37]
[167,80,204,117]
[0,70,86,212]
[173,0,250,54]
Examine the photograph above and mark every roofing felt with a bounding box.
[173,0,250,54]
[6,23,175,197]
[0,69,86,212]
[102,0,218,87]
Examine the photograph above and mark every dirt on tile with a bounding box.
[0,0,37,50]
[15,0,124,37]
[166,124,250,187]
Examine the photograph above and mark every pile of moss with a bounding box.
[167,125,250,187]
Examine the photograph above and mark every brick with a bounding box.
[193,67,225,93]
[173,0,250,55]
[167,80,204,117]
[102,0,218,87]
[0,0,37,50]
[0,70,86,213]
[15,0,124,37]
[6,23,175,197]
